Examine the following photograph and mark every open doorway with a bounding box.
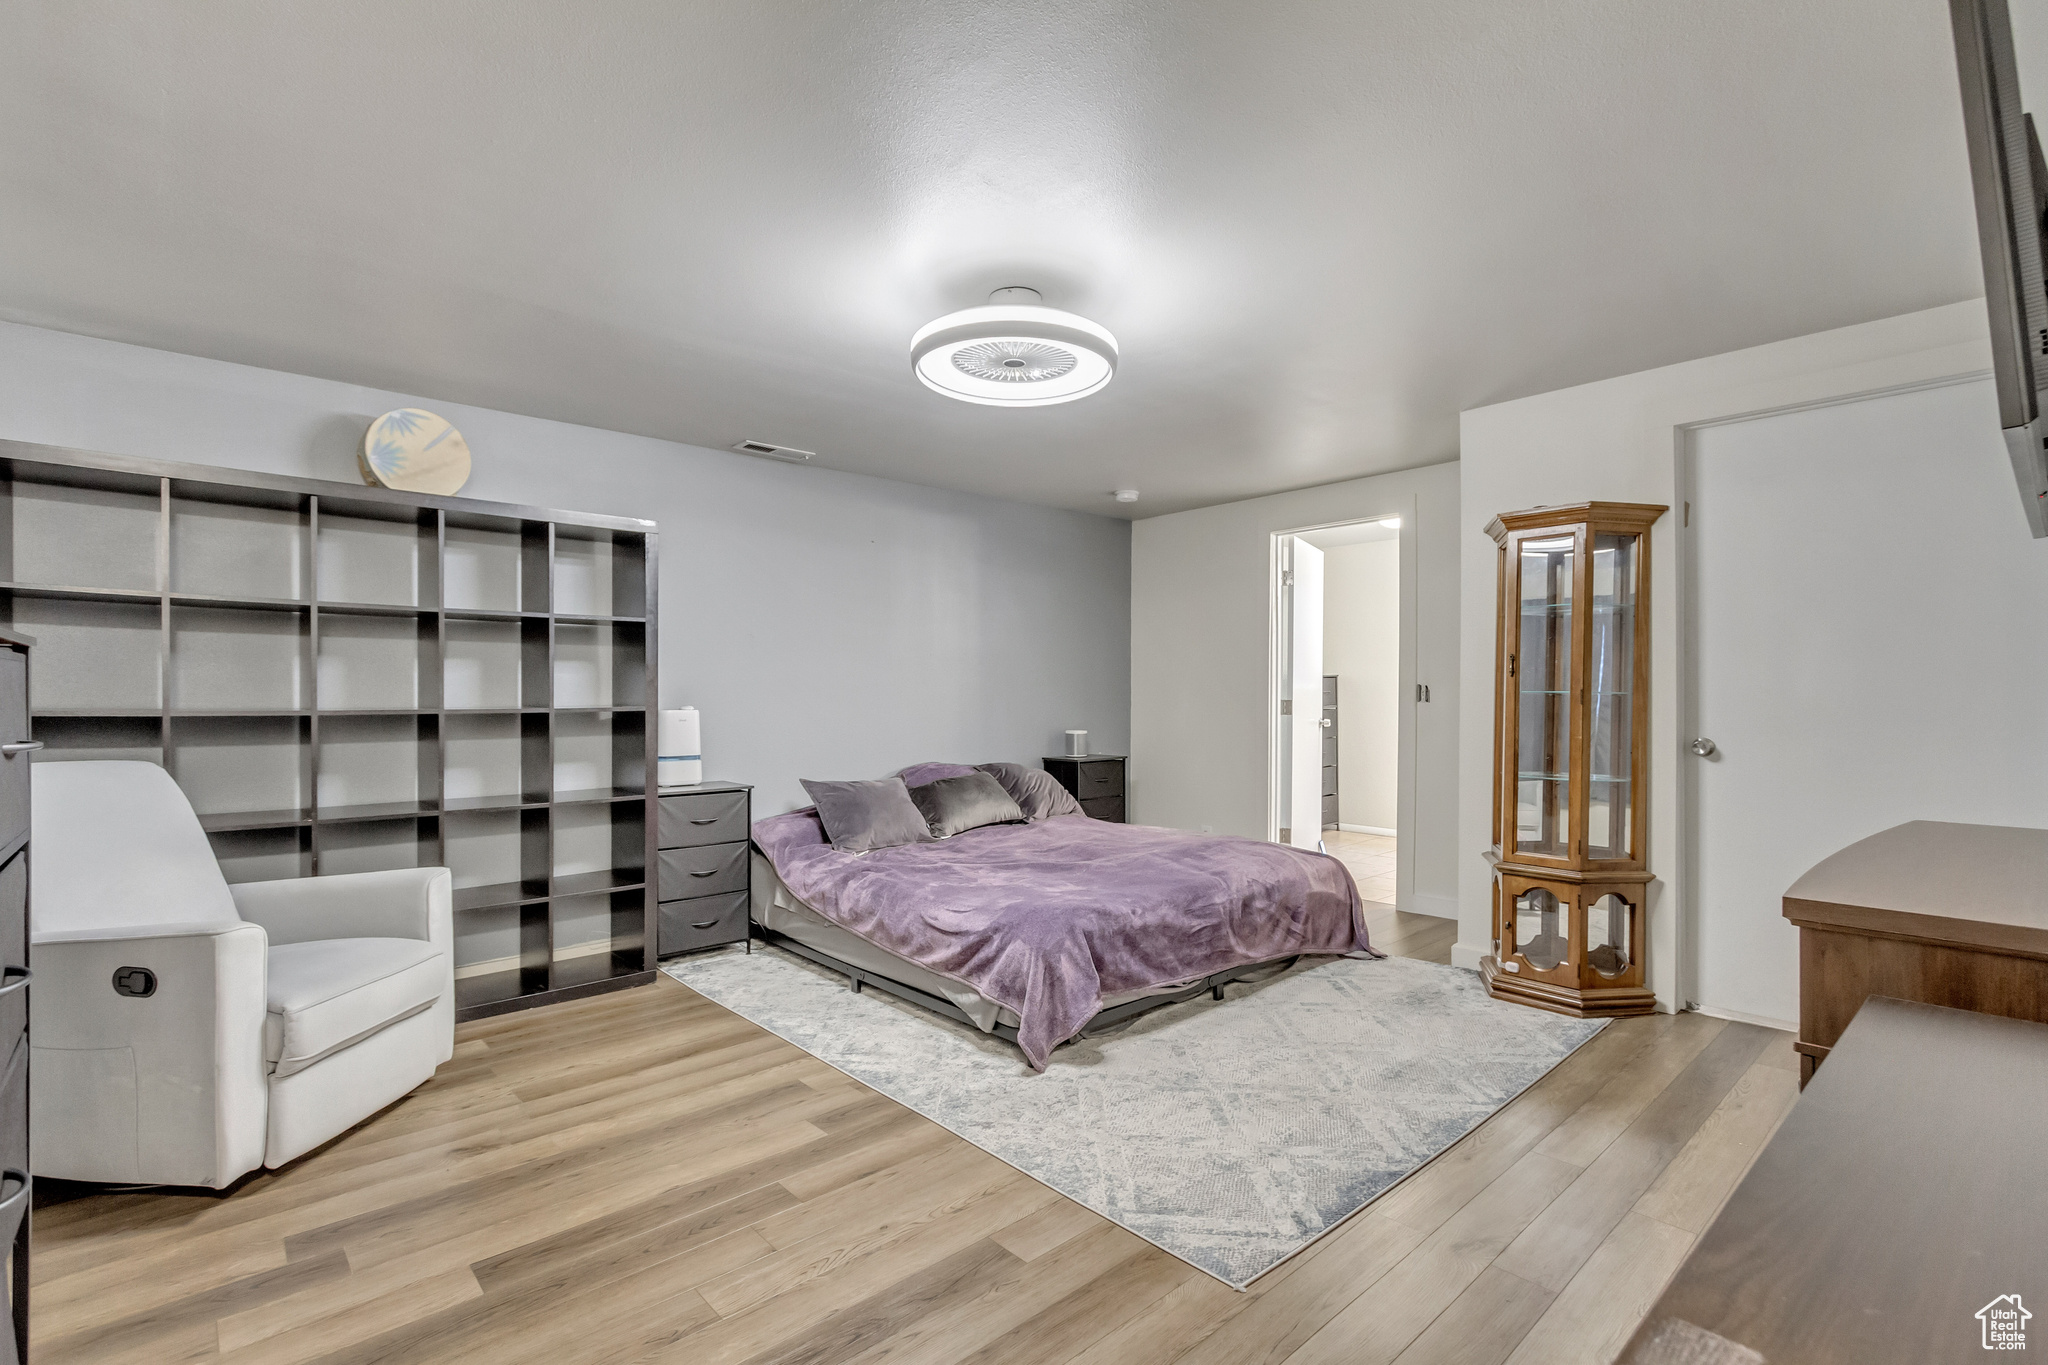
[1272,515,1403,908]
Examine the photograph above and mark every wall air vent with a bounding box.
[733,440,815,463]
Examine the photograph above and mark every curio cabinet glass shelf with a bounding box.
[1483,501,1665,1017]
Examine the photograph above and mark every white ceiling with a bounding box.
[0,1,1987,517]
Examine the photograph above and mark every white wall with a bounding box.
[1456,300,1994,1009]
[1685,374,2048,1028]
[1131,460,1459,919]
[0,320,1132,811]
[1322,540,1398,830]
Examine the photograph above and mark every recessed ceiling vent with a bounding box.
[733,440,814,463]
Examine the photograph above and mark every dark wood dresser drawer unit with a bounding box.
[0,630,29,1365]
[656,780,752,958]
[1042,755,1126,823]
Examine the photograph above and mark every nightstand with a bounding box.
[1042,755,1125,823]
[655,780,752,956]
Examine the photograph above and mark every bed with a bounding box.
[748,775,1372,1068]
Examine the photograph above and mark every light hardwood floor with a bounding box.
[31,940,1796,1365]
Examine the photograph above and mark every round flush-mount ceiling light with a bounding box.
[910,287,1118,406]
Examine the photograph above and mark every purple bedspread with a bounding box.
[752,811,1371,1068]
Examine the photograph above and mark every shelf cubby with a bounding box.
[31,713,162,766]
[2,465,161,592]
[554,798,644,887]
[443,618,524,710]
[444,806,548,897]
[3,439,658,1019]
[442,517,517,612]
[548,888,645,990]
[453,879,552,913]
[317,814,440,877]
[168,713,310,827]
[317,610,428,711]
[209,825,314,886]
[168,483,308,602]
[316,500,435,609]
[554,710,611,796]
[315,712,434,813]
[170,604,308,713]
[551,622,610,709]
[453,902,550,1009]
[553,710,646,807]
[555,622,647,711]
[552,526,650,618]
[14,595,163,712]
[444,710,548,808]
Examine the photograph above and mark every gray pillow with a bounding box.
[799,776,935,853]
[976,762,1085,821]
[908,771,1026,838]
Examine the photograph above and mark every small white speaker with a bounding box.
[1065,729,1088,757]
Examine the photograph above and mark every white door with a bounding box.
[1289,537,1325,848]
[1689,376,2048,1026]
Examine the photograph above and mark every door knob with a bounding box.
[1318,718,1332,728]
[1690,737,1718,758]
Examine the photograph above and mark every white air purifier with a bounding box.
[659,707,702,789]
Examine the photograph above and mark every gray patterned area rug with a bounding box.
[662,947,1604,1287]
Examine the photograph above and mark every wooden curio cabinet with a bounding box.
[1482,501,1665,1017]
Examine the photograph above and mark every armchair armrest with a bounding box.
[35,919,261,945]
[232,867,452,947]
[231,867,456,1073]
[29,921,269,1187]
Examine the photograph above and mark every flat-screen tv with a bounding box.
[1951,0,2048,536]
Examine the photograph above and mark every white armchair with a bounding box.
[29,761,453,1188]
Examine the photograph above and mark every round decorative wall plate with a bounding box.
[360,409,472,495]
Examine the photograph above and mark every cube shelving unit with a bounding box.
[0,437,659,1019]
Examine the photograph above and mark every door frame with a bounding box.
[1267,497,1418,907]
[1673,369,1990,1019]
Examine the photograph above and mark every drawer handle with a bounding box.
[0,966,26,1000]
[0,741,41,758]
[0,1171,24,1218]
[689,918,721,929]
[689,818,720,825]
[688,869,718,878]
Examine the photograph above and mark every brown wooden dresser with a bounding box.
[1782,820,2048,1085]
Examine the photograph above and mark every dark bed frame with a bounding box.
[752,920,1299,1049]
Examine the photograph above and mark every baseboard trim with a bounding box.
[1450,941,1487,971]
[455,939,614,980]
[1690,1002,1798,1034]
[1403,891,1458,922]
[1336,823,1395,836]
